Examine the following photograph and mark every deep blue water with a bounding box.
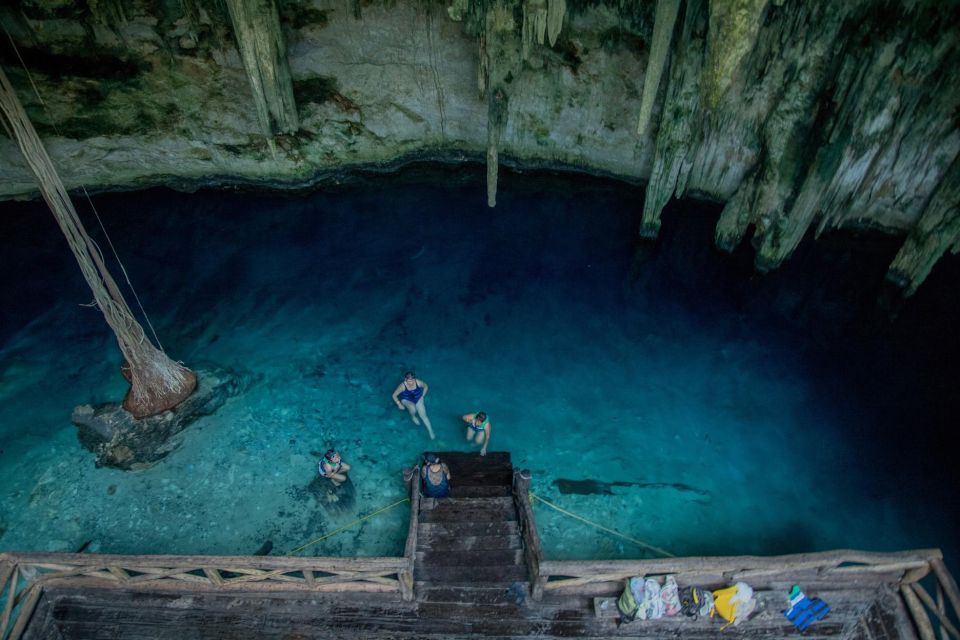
[1,165,958,567]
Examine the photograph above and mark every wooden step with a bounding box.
[442,472,513,488]
[414,562,528,583]
[415,532,521,552]
[448,485,512,498]
[419,496,514,511]
[416,583,529,606]
[437,451,511,465]
[418,521,519,537]
[416,548,524,566]
[419,507,517,524]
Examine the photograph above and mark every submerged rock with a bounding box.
[72,366,244,470]
[308,475,356,516]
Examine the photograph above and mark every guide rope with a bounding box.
[288,497,410,555]
[529,492,676,558]
[1,25,165,352]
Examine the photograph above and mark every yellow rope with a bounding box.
[530,492,676,558]
[288,497,410,555]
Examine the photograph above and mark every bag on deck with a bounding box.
[711,582,757,628]
[617,577,643,621]
[661,575,682,617]
[679,585,713,619]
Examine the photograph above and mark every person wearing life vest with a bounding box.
[318,449,351,486]
[421,453,452,498]
[462,411,491,456]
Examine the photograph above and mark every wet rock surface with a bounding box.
[72,366,245,470]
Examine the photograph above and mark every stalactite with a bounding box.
[546,0,565,47]
[478,34,489,98]
[886,156,960,296]
[481,1,519,209]
[224,0,299,138]
[636,0,680,137]
[522,0,547,61]
[639,0,708,238]
[715,3,847,253]
[751,2,960,272]
[701,0,770,111]
[487,86,509,207]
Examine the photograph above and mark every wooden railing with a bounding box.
[0,551,409,638]
[538,549,943,594]
[399,466,421,602]
[534,547,960,638]
[513,468,546,600]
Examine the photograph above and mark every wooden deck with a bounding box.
[2,451,958,639]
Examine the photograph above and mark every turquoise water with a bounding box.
[1,167,958,566]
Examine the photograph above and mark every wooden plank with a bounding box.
[413,563,527,583]
[202,568,224,587]
[902,583,937,640]
[931,558,960,624]
[419,507,517,524]
[8,584,41,640]
[9,553,408,573]
[415,549,523,566]
[448,485,512,498]
[416,533,522,552]
[416,584,526,605]
[1,565,18,636]
[417,521,518,537]
[912,582,960,640]
[539,549,941,583]
[419,497,514,511]
[513,469,544,601]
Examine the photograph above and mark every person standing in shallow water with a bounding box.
[392,371,435,439]
[421,453,452,498]
[463,411,491,456]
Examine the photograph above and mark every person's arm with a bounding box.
[462,413,475,424]
[481,422,491,456]
[443,463,451,480]
[420,380,429,397]
[392,383,404,408]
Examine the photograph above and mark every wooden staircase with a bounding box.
[414,451,530,611]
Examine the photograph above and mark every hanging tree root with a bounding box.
[121,346,198,418]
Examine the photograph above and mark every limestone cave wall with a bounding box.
[0,0,957,294]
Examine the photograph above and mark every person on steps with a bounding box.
[392,371,435,439]
[318,449,351,486]
[421,453,452,498]
[462,411,491,456]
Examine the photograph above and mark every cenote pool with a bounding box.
[1,167,958,568]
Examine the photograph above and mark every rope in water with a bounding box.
[288,497,410,555]
[529,492,675,558]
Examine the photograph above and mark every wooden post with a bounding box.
[903,583,937,640]
[399,467,420,602]
[514,469,545,601]
[912,582,960,640]
[7,584,41,640]
[932,558,960,623]
[0,565,18,636]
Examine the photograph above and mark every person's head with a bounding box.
[475,411,487,424]
[404,371,416,381]
[424,453,440,466]
[325,449,340,462]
